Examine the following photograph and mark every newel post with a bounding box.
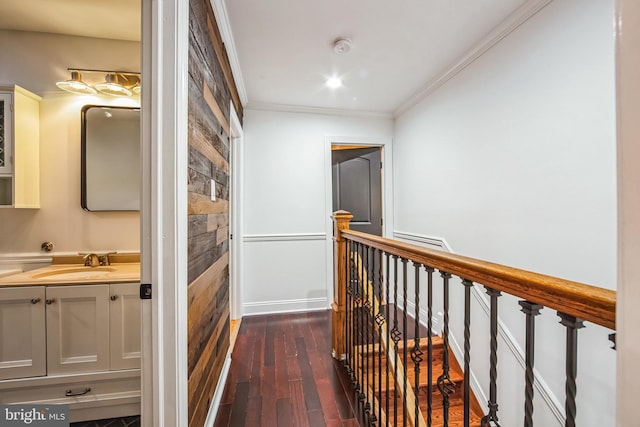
[332,210,353,360]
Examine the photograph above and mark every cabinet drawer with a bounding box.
[0,370,140,405]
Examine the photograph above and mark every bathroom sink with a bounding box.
[30,266,117,280]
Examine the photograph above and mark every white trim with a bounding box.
[243,297,329,316]
[393,231,455,253]
[247,101,392,120]
[324,135,394,310]
[229,102,244,320]
[243,233,326,242]
[141,0,190,424]
[616,1,640,425]
[209,0,248,106]
[393,0,553,117]
[203,351,232,427]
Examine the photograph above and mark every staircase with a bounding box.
[356,335,483,427]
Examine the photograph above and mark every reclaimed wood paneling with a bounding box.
[188,0,241,424]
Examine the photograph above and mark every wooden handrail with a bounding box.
[342,229,616,330]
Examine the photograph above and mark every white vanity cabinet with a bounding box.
[0,286,46,380]
[46,285,111,375]
[109,283,142,370]
[0,282,141,422]
[0,85,41,208]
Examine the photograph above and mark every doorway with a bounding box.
[331,145,383,236]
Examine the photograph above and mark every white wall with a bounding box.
[241,108,393,314]
[0,30,140,264]
[393,1,615,426]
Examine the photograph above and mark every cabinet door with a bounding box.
[0,92,12,175]
[109,283,141,370]
[46,285,110,375]
[0,287,46,380]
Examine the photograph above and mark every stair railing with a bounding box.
[331,210,616,427]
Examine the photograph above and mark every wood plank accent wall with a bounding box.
[188,0,243,425]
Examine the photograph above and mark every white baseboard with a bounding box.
[204,351,232,427]
[242,297,329,316]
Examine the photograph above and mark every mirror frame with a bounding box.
[81,104,141,211]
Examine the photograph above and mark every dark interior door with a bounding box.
[332,147,382,236]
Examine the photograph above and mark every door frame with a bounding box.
[140,0,189,425]
[229,102,244,320]
[324,136,393,307]
[616,0,640,424]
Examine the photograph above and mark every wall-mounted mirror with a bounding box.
[81,105,140,211]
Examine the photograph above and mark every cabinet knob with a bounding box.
[110,295,118,301]
[45,299,55,305]
[30,298,41,304]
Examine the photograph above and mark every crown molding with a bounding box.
[209,0,249,106]
[245,101,393,120]
[393,0,553,118]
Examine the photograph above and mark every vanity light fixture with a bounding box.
[95,73,133,97]
[56,68,141,97]
[55,71,97,95]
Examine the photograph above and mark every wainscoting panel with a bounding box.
[242,235,328,316]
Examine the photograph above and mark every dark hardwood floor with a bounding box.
[213,310,364,427]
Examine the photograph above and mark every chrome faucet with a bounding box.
[83,253,100,267]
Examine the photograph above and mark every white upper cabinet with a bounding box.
[0,85,41,208]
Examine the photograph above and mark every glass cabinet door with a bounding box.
[0,92,12,175]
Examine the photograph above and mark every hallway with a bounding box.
[213,311,362,427]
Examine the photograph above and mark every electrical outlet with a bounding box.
[210,179,216,201]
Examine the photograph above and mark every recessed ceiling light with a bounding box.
[326,77,342,89]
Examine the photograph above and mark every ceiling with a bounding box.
[223,0,530,115]
[0,0,140,42]
[0,0,533,115]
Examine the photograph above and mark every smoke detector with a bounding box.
[333,38,352,54]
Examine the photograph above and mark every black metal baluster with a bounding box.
[558,312,585,427]
[350,240,357,384]
[462,279,474,427]
[385,253,391,427]
[412,262,424,427]
[519,301,542,427]
[368,246,376,420]
[481,287,502,427]
[376,249,385,426]
[402,258,409,427]
[391,255,400,427]
[345,240,352,375]
[356,242,363,398]
[609,333,616,350]
[426,266,434,427]
[438,271,455,427]
[363,245,371,412]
